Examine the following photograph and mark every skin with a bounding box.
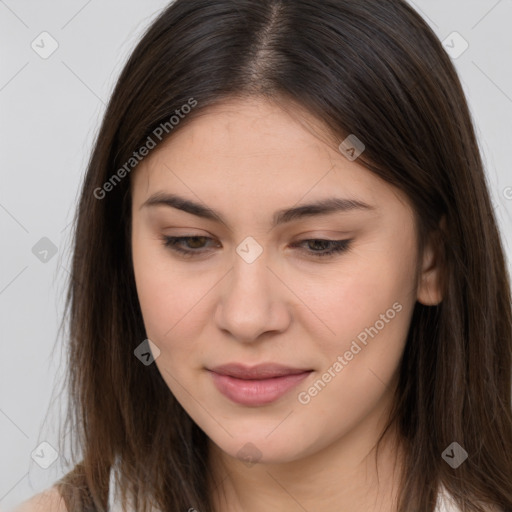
[130,97,443,512]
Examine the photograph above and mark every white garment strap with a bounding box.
[107,461,162,512]
[107,462,121,511]
[108,459,135,512]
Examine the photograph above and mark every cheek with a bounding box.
[301,239,417,356]
[132,231,190,342]
[135,271,201,348]
[131,235,221,362]
[299,236,417,415]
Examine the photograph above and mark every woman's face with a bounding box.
[130,97,441,465]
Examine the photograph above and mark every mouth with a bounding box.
[208,363,313,406]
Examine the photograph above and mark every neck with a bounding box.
[207,414,404,512]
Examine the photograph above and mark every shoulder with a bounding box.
[11,487,68,512]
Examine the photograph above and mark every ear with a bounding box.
[417,216,445,306]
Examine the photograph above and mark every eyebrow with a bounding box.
[140,192,375,229]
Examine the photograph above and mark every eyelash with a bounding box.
[160,236,352,259]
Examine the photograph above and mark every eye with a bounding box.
[290,238,352,258]
[160,236,219,258]
[161,235,352,259]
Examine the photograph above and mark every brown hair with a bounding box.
[53,0,512,510]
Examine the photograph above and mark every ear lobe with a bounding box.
[416,217,446,306]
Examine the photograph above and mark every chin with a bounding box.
[206,425,318,466]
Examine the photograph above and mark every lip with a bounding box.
[208,363,313,406]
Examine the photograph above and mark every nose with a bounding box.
[214,248,291,343]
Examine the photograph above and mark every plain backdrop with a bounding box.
[1,0,511,509]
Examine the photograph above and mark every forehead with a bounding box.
[131,97,411,220]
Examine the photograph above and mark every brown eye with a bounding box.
[291,239,352,258]
[161,236,219,257]
[161,236,352,260]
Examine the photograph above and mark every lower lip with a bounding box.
[209,370,312,406]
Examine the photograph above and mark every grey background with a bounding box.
[1,0,511,509]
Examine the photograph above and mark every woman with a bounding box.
[15,0,512,511]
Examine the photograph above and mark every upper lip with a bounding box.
[208,363,312,380]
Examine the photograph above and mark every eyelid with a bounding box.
[289,230,354,240]
[159,234,353,259]
[159,228,354,238]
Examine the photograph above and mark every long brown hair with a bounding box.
[53,0,512,510]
